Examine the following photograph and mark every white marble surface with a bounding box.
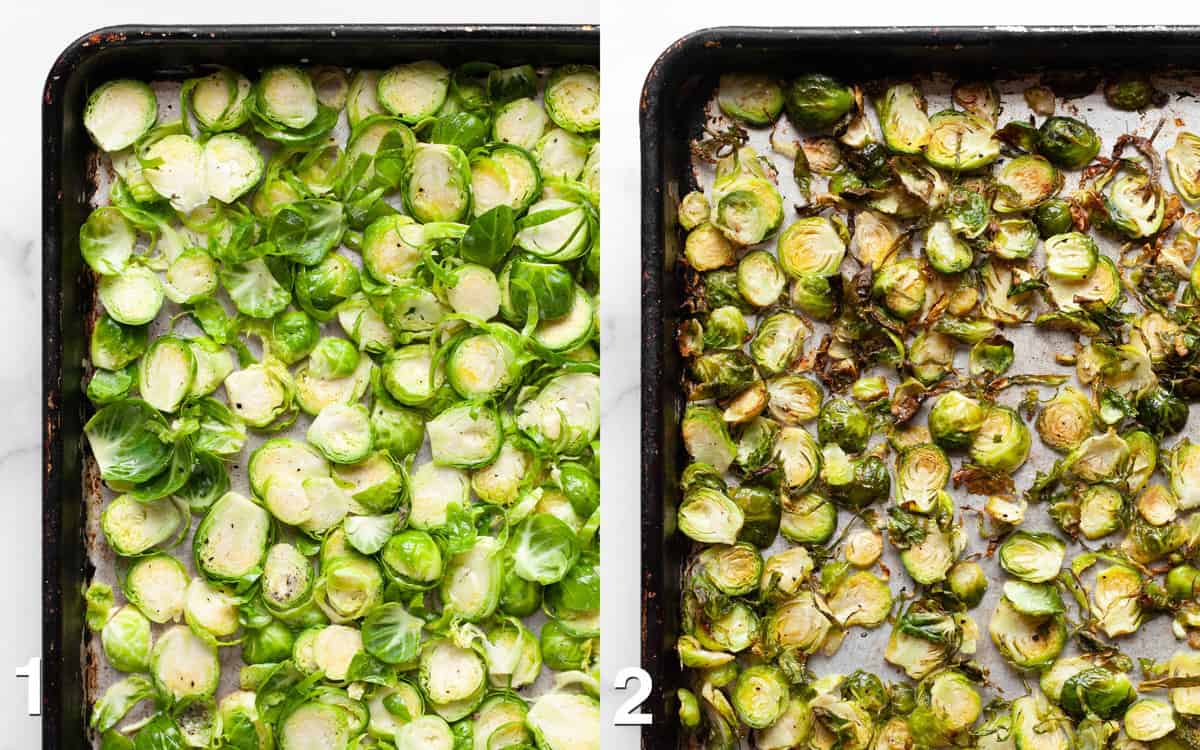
[3,2,1193,748]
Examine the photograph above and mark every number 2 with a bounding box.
[612,666,652,725]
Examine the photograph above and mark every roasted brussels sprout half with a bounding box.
[999,531,1066,583]
[1038,116,1101,169]
[818,398,871,453]
[711,146,784,245]
[969,406,1031,473]
[719,73,785,126]
[784,73,854,132]
[880,83,932,154]
[928,391,986,449]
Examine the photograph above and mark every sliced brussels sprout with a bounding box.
[98,265,165,326]
[184,576,240,640]
[193,492,271,584]
[907,331,955,386]
[470,145,541,217]
[378,61,450,122]
[1038,116,1101,169]
[85,79,157,151]
[873,258,927,320]
[515,371,600,455]
[784,74,853,131]
[277,699,359,749]
[493,97,549,150]
[1125,699,1176,741]
[994,155,1061,213]
[124,554,188,624]
[101,605,152,673]
[719,73,785,126]
[306,403,373,464]
[525,690,600,750]
[949,561,988,608]
[1011,694,1072,750]
[969,406,1031,473]
[900,520,963,585]
[763,592,832,654]
[1045,232,1098,280]
[780,492,837,545]
[754,696,814,750]
[1063,429,1129,482]
[1168,131,1200,204]
[790,274,838,319]
[141,131,210,212]
[332,451,404,514]
[925,110,1000,171]
[403,143,472,223]
[1103,162,1165,238]
[885,611,956,679]
[1037,386,1095,452]
[1047,254,1121,312]
[151,624,219,702]
[1079,485,1125,540]
[678,487,744,545]
[828,570,892,627]
[999,532,1066,583]
[924,220,973,274]
[880,83,932,154]
[736,249,786,307]
[533,128,590,181]
[441,536,503,623]
[261,542,314,613]
[1003,581,1064,617]
[990,598,1066,670]
[101,495,184,557]
[711,146,784,245]
[544,65,600,134]
[1092,564,1143,637]
[750,311,808,375]
[699,543,763,597]
[136,336,196,413]
[427,402,502,469]
[911,669,982,744]
[1170,439,1200,511]
[779,216,846,277]
[80,206,135,276]
[896,444,950,512]
[382,530,444,592]
[732,665,790,729]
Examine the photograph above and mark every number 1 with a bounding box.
[15,657,40,716]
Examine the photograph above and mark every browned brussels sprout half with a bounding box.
[1038,116,1101,169]
[784,73,854,132]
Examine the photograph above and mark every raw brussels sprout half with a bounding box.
[81,61,600,745]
